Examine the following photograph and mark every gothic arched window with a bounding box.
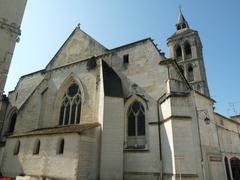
[128,101,145,136]
[184,42,192,58]
[175,45,182,59]
[126,100,146,149]
[59,83,81,126]
[8,112,17,134]
[33,139,40,155]
[187,64,194,82]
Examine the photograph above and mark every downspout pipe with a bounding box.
[157,96,163,180]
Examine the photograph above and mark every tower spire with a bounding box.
[176,7,189,31]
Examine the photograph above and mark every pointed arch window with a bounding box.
[59,83,81,126]
[127,100,146,149]
[8,112,17,134]
[33,139,40,155]
[175,45,182,60]
[184,42,192,59]
[187,64,194,82]
[128,101,145,136]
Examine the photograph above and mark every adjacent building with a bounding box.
[0,0,27,96]
[0,0,27,164]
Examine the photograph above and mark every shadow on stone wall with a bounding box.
[159,107,173,179]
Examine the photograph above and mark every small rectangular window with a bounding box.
[33,140,40,155]
[57,139,64,155]
[13,140,20,155]
[123,54,129,64]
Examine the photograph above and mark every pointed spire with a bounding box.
[178,7,185,24]
[176,7,189,31]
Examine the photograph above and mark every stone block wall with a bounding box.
[1,128,100,179]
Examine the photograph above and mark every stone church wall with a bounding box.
[10,61,100,134]
[109,40,168,99]
[2,15,240,179]
[46,28,107,70]
[1,128,100,179]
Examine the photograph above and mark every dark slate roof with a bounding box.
[177,11,187,25]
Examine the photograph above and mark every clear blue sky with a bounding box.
[5,0,240,117]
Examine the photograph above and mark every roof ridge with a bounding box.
[110,37,151,51]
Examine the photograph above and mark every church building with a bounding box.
[0,4,240,180]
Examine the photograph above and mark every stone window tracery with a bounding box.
[126,100,146,149]
[128,101,145,136]
[59,83,81,126]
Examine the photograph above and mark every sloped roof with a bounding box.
[177,10,188,26]
[110,38,151,51]
[9,122,100,138]
[8,70,45,110]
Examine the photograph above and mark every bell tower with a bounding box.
[167,10,210,97]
